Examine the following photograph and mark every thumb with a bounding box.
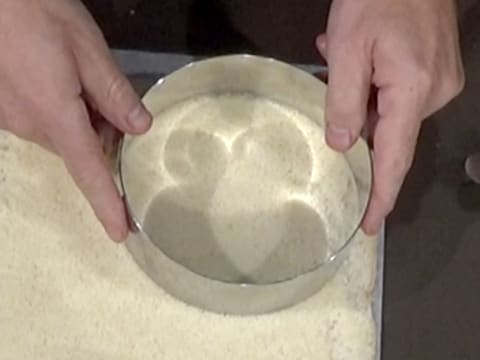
[324,37,372,152]
[70,14,152,135]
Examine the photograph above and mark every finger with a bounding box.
[52,98,129,242]
[362,87,421,235]
[87,104,122,171]
[68,7,151,135]
[315,33,328,60]
[324,36,372,152]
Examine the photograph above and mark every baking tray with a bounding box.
[111,49,384,360]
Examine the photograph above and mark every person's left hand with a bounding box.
[317,0,465,234]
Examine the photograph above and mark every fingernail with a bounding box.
[128,103,152,132]
[326,124,352,151]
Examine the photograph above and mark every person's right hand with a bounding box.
[317,0,464,235]
[0,0,152,242]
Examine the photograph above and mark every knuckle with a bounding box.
[411,64,434,96]
[398,51,434,98]
[106,74,131,104]
[445,66,465,98]
[427,64,465,111]
[408,56,465,107]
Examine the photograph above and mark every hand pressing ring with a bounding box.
[0,0,152,242]
[317,0,464,234]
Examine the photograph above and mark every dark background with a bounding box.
[83,1,480,358]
